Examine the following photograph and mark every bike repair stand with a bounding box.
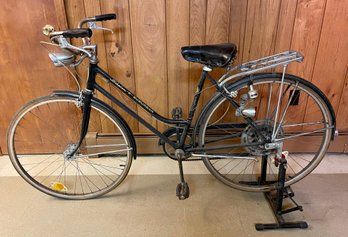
[255,154,308,231]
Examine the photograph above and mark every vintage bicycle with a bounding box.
[7,14,336,200]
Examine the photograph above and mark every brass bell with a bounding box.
[42,24,55,36]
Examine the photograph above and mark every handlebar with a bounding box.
[78,13,117,28]
[43,13,117,66]
[95,13,117,22]
[61,28,92,38]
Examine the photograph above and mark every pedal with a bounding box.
[176,182,190,200]
[171,107,183,120]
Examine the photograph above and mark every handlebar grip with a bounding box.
[61,28,92,38]
[95,13,117,21]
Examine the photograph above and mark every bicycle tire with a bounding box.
[198,73,333,192]
[7,94,134,199]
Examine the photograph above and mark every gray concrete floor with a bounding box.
[0,173,347,237]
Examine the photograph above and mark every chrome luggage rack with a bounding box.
[218,50,304,86]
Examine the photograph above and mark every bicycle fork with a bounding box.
[66,90,93,159]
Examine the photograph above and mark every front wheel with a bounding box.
[198,73,334,192]
[7,94,134,199]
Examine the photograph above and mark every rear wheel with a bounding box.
[7,94,134,199]
[198,74,333,192]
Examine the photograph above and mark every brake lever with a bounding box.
[53,36,92,57]
[88,21,114,34]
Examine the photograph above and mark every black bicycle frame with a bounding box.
[78,62,266,154]
[81,63,208,150]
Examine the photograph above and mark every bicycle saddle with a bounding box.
[181,43,237,68]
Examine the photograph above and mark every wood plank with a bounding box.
[129,0,168,133]
[203,0,231,121]
[205,0,231,45]
[100,0,139,132]
[53,0,68,30]
[229,0,248,66]
[0,0,74,153]
[188,0,207,118]
[336,69,348,130]
[242,0,281,120]
[242,0,281,61]
[166,0,190,119]
[274,0,298,53]
[64,0,88,89]
[284,0,327,130]
[305,0,348,129]
[288,0,327,80]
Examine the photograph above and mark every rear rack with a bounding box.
[218,51,304,86]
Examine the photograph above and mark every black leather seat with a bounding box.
[181,43,237,68]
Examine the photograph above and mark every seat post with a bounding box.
[180,67,209,147]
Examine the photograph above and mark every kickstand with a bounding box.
[255,157,308,231]
[175,149,190,200]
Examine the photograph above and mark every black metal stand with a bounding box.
[255,157,308,231]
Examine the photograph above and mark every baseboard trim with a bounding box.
[116,134,348,155]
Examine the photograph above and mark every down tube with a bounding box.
[93,83,177,148]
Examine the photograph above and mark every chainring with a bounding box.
[159,128,192,160]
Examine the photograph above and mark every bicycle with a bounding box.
[7,13,336,200]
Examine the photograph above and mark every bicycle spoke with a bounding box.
[8,97,132,199]
[275,127,332,141]
[269,84,292,120]
[79,157,123,174]
[273,82,299,139]
[200,76,332,191]
[32,155,61,178]
[80,157,117,183]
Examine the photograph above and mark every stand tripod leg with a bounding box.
[255,157,308,231]
[259,155,268,184]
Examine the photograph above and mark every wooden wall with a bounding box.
[0,0,75,154]
[0,0,347,153]
[64,0,348,133]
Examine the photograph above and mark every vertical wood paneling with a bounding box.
[288,0,327,79]
[205,0,231,44]
[54,0,68,30]
[100,0,139,131]
[2,0,348,153]
[242,0,281,62]
[229,0,247,66]
[274,0,298,53]
[306,0,348,124]
[64,0,88,89]
[287,0,327,125]
[243,0,281,119]
[129,0,167,132]
[0,0,73,152]
[337,70,348,129]
[167,0,190,118]
[202,0,231,123]
[204,0,230,120]
[188,0,207,114]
